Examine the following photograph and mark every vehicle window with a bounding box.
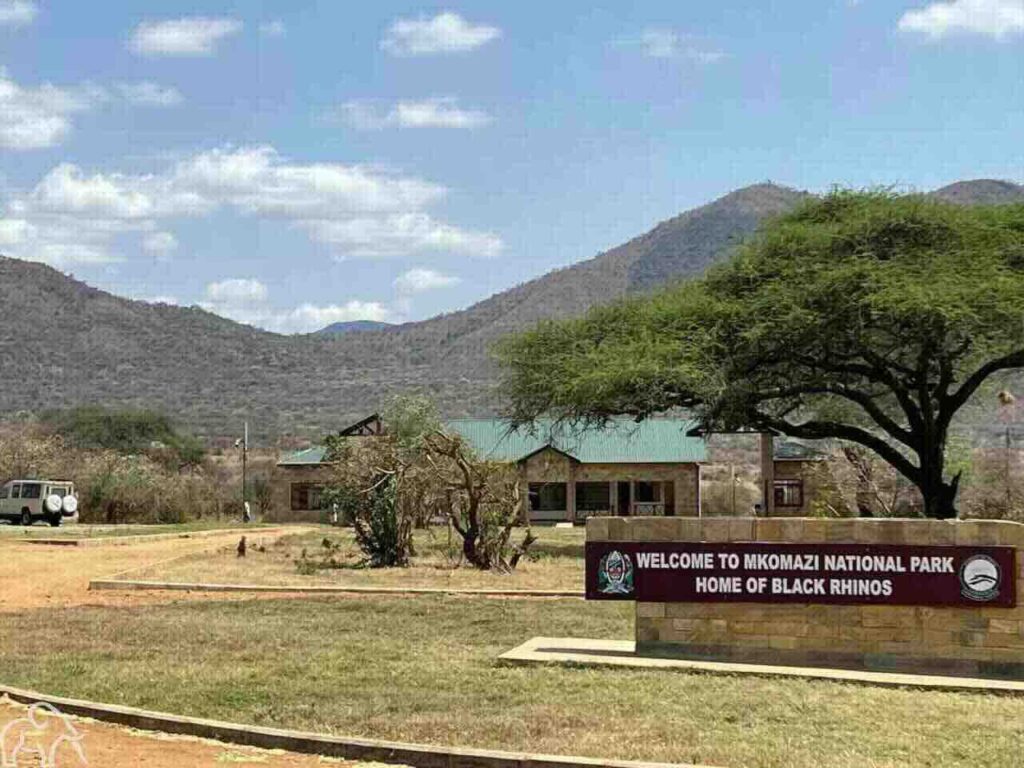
[48,486,68,498]
[21,484,42,499]
[11,485,21,499]
[0,486,7,500]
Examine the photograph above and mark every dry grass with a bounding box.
[0,595,1022,768]
[130,527,586,592]
[0,520,274,539]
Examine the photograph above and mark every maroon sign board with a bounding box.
[586,541,1017,607]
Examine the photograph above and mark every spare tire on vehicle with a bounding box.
[62,495,78,515]
[45,494,63,514]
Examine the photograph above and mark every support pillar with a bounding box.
[759,432,775,516]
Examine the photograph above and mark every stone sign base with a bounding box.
[586,516,1024,679]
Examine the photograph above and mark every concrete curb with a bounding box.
[19,525,306,548]
[89,579,583,599]
[499,637,1024,694]
[0,684,713,768]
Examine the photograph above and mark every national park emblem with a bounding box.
[598,550,635,595]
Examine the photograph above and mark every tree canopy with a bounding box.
[496,191,1024,518]
[39,406,205,469]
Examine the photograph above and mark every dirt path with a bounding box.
[0,528,310,613]
[0,526,386,766]
[0,700,352,767]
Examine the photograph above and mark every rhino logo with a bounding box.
[1,702,87,767]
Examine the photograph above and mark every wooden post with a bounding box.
[566,460,577,523]
[517,463,529,524]
[759,433,775,516]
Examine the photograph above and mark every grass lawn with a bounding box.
[1,595,1021,767]
[130,527,585,591]
[0,520,277,539]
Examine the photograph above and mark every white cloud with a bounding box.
[0,218,35,245]
[619,29,726,63]
[29,164,156,219]
[899,0,1024,39]
[0,0,36,27]
[119,82,184,108]
[128,17,243,57]
[205,278,269,304]
[381,12,500,56]
[276,302,392,333]
[339,97,491,130]
[394,268,461,295]
[0,144,501,267]
[0,69,103,150]
[30,243,119,267]
[139,295,179,306]
[200,277,392,333]
[259,20,286,38]
[305,213,503,259]
[142,231,178,254]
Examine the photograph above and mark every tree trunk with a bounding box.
[917,437,959,519]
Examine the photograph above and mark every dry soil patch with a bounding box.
[0,699,353,767]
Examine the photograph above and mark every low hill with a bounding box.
[0,179,1021,438]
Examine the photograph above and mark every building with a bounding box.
[275,415,707,523]
[271,414,383,521]
[770,440,832,515]
[451,418,706,522]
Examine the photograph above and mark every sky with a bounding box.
[0,0,1021,333]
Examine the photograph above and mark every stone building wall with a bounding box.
[519,451,701,518]
[588,516,1024,678]
[269,465,334,523]
[772,460,830,516]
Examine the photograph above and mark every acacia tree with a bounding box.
[497,191,1024,519]
[323,394,535,569]
[423,431,536,571]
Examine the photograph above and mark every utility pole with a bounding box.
[236,421,249,523]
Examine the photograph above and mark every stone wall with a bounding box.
[587,516,1024,678]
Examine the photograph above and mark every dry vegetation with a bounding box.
[0,421,277,525]
[131,527,585,592]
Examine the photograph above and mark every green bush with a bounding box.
[325,476,412,567]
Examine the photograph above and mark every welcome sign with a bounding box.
[586,542,1017,607]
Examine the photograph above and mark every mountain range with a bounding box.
[1,179,1022,439]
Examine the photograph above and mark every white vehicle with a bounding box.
[0,480,78,527]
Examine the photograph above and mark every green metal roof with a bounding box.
[277,446,328,466]
[278,418,707,466]
[774,441,829,461]
[446,418,706,464]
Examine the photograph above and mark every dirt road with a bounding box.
[0,527,305,613]
[0,526,376,766]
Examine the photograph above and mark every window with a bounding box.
[291,483,326,511]
[575,482,611,512]
[0,486,7,500]
[21,483,41,500]
[634,481,659,503]
[529,483,567,512]
[47,486,69,498]
[773,479,804,508]
[11,485,20,500]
